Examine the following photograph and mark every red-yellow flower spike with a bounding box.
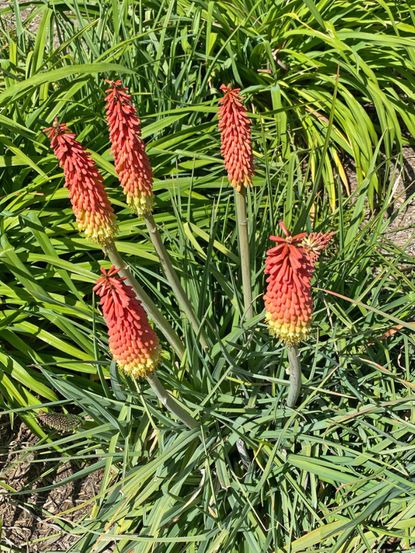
[218,84,254,192]
[44,120,117,246]
[94,266,161,379]
[104,80,154,216]
[264,222,333,344]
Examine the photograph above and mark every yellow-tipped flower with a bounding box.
[218,84,254,192]
[44,121,117,246]
[104,80,154,216]
[264,222,333,344]
[94,266,160,379]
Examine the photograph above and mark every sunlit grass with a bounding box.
[0,1,414,551]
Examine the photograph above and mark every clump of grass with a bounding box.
[0,2,414,552]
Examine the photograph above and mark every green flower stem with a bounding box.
[234,188,254,320]
[144,213,209,350]
[287,345,302,408]
[146,373,198,429]
[105,243,185,360]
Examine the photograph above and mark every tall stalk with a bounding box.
[287,345,302,408]
[146,373,198,429]
[144,213,209,350]
[104,243,185,359]
[235,188,253,320]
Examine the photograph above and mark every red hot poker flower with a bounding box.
[104,80,153,216]
[264,222,332,344]
[218,84,254,192]
[44,121,117,246]
[93,266,160,378]
[303,231,335,264]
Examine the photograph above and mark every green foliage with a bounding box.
[0,1,414,551]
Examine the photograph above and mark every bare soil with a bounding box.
[0,420,103,552]
[384,146,415,256]
[345,146,415,257]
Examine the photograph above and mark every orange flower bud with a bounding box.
[264,223,333,344]
[94,266,160,379]
[104,80,153,216]
[44,121,117,246]
[218,84,254,192]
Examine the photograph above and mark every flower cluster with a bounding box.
[264,223,333,344]
[44,79,334,389]
[93,266,160,378]
[105,80,154,216]
[44,121,117,246]
[218,84,254,192]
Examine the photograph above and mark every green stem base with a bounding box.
[144,213,209,350]
[287,345,302,408]
[235,189,254,320]
[147,373,198,429]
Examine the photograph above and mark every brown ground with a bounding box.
[344,146,415,257]
[384,146,415,256]
[0,419,103,552]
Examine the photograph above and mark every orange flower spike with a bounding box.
[104,80,153,216]
[218,84,254,192]
[44,120,117,246]
[264,222,332,344]
[94,266,161,378]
